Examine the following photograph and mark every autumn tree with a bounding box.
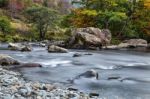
[65,0,150,40]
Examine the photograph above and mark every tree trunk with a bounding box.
[39,28,44,41]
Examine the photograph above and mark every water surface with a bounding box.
[1,45,150,99]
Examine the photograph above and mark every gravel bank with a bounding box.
[0,67,98,99]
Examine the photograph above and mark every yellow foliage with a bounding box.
[144,0,150,8]
[70,9,98,28]
[10,19,29,32]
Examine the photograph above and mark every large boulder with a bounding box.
[21,46,32,52]
[8,43,21,51]
[118,39,148,48]
[8,43,32,52]
[0,54,20,66]
[48,45,68,53]
[67,27,111,49]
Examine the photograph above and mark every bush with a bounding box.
[111,37,121,45]
[0,16,12,35]
[0,0,9,8]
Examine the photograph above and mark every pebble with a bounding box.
[0,67,99,99]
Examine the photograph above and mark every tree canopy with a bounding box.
[65,0,150,41]
[25,5,59,40]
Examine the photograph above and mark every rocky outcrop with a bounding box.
[8,43,32,52]
[48,45,68,53]
[103,39,148,51]
[0,54,20,66]
[67,27,111,50]
[118,39,148,48]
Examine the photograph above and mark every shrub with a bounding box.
[0,16,12,35]
[0,0,9,8]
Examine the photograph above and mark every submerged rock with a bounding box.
[89,93,99,98]
[108,76,121,80]
[74,69,99,80]
[0,54,20,66]
[48,45,68,53]
[19,63,42,68]
[73,53,82,57]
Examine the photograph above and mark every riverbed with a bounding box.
[1,45,150,99]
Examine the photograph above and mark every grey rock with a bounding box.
[48,45,68,53]
[0,54,20,66]
[67,27,111,49]
[73,53,82,57]
[8,43,32,52]
[118,39,148,48]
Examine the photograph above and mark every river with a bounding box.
[0,45,150,99]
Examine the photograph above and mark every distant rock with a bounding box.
[103,45,119,50]
[8,43,21,51]
[73,53,93,57]
[0,54,20,66]
[118,39,148,48]
[84,53,93,55]
[8,43,32,52]
[21,46,32,52]
[48,40,66,47]
[103,39,148,51]
[48,45,68,53]
[67,27,111,50]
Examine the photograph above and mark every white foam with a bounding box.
[126,63,148,66]
[96,65,116,70]
[40,59,72,67]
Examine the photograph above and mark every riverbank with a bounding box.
[0,67,98,99]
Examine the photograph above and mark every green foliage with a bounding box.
[0,16,12,35]
[111,37,121,45]
[69,0,150,41]
[0,0,8,7]
[45,27,68,40]
[25,5,59,40]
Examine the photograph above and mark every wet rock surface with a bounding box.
[48,45,68,53]
[0,67,98,99]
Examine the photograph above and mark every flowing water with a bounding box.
[1,44,150,99]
